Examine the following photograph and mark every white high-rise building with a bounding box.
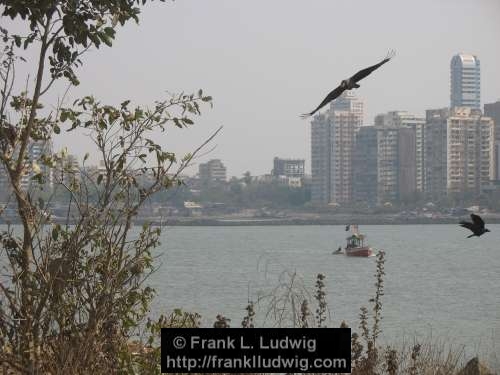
[329,109,362,204]
[375,111,425,202]
[450,53,481,109]
[310,92,363,204]
[447,107,494,194]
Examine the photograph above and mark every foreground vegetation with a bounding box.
[0,0,219,371]
[126,251,496,374]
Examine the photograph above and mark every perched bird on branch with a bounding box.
[301,50,395,118]
[459,214,490,238]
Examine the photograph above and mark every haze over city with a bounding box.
[6,0,500,177]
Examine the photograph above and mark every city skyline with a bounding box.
[4,1,500,178]
[306,46,498,206]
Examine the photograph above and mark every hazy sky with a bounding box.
[7,0,500,177]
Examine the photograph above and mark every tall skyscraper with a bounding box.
[398,127,417,201]
[450,53,481,109]
[446,107,494,195]
[376,127,417,203]
[329,109,362,204]
[424,108,449,200]
[352,126,378,205]
[375,111,423,203]
[376,127,399,203]
[311,112,331,204]
[484,100,500,180]
[310,92,363,204]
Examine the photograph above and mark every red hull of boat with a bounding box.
[345,247,374,257]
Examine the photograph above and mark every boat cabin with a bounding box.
[346,233,365,249]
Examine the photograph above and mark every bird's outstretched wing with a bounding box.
[349,50,395,84]
[459,221,474,231]
[301,85,346,118]
[470,214,485,228]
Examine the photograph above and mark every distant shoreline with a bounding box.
[2,215,499,226]
[149,217,500,226]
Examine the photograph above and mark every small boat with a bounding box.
[344,225,374,257]
[332,247,343,255]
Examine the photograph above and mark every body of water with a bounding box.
[149,224,500,363]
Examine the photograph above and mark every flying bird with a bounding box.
[459,213,490,238]
[301,50,395,118]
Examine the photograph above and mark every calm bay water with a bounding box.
[149,224,500,363]
[1,224,498,365]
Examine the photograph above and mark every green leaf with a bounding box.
[99,32,113,47]
[13,35,21,48]
[104,27,116,38]
[52,226,60,241]
[53,124,60,134]
[88,33,101,48]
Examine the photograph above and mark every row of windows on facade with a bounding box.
[310,102,500,205]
